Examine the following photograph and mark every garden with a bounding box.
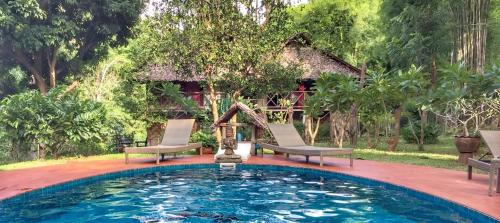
[0,0,499,172]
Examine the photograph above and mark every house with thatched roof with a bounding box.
[142,33,360,111]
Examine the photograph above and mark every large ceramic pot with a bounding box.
[202,147,213,155]
[454,136,481,164]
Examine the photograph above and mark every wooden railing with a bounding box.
[155,91,313,111]
[263,91,312,110]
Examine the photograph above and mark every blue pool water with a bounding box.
[0,165,497,223]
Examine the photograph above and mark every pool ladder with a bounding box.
[219,163,237,169]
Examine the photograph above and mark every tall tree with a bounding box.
[486,0,500,65]
[381,0,451,150]
[134,0,293,141]
[0,0,143,94]
[289,0,385,68]
[451,0,492,73]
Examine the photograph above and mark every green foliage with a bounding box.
[190,130,218,151]
[218,62,302,98]
[487,0,500,66]
[306,72,361,117]
[381,0,452,70]
[0,87,108,160]
[289,0,354,57]
[0,67,27,98]
[401,122,441,144]
[131,0,293,96]
[289,0,385,66]
[153,82,209,122]
[0,0,143,91]
[434,64,500,136]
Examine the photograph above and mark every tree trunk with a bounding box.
[48,48,58,88]
[388,105,403,151]
[306,116,320,145]
[34,73,49,94]
[418,110,428,151]
[452,0,491,74]
[350,63,366,146]
[13,50,49,94]
[207,84,221,143]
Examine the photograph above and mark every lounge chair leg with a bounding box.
[305,155,309,163]
[161,153,165,161]
[467,165,472,180]
[125,152,129,164]
[497,168,500,193]
[320,155,323,167]
[350,154,353,167]
[489,167,494,196]
[156,150,160,165]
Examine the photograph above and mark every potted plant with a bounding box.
[440,92,500,163]
[190,130,218,154]
[436,65,499,163]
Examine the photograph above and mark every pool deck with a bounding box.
[0,154,499,220]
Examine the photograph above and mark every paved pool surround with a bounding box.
[0,154,499,221]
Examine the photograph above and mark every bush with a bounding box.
[401,122,441,144]
[0,88,109,160]
[294,120,330,142]
[190,130,218,151]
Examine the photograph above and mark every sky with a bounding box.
[141,0,309,18]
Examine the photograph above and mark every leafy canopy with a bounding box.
[0,0,143,92]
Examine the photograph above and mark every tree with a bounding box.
[289,0,354,58]
[451,0,492,73]
[133,0,293,142]
[305,73,361,147]
[0,87,108,160]
[0,0,143,94]
[380,0,451,150]
[289,0,386,68]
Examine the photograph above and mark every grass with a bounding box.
[265,135,489,172]
[0,135,488,172]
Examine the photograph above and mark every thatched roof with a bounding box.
[140,34,360,81]
[281,39,359,79]
[210,102,268,131]
[139,64,204,82]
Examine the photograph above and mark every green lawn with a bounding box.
[264,135,488,172]
[0,136,487,172]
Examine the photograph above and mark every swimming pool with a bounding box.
[0,164,497,222]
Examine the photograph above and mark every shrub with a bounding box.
[401,122,441,144]
[294,120,330,142]
[0,88,108,160]
[190,130,218,151]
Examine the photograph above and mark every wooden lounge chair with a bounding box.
[124,119,202,164]
[467,130,500,196]
[260,123,353,167]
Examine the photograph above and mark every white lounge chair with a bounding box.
[260,123,353,167]
[124,119,202,164]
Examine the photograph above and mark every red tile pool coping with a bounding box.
[0,154,499,220]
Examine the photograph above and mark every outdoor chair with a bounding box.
[124,119,202,164]
[260,123,353,167]
[467,130,500,196]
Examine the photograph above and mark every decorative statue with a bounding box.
[215,126,242,163]
[222,127,237,155]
